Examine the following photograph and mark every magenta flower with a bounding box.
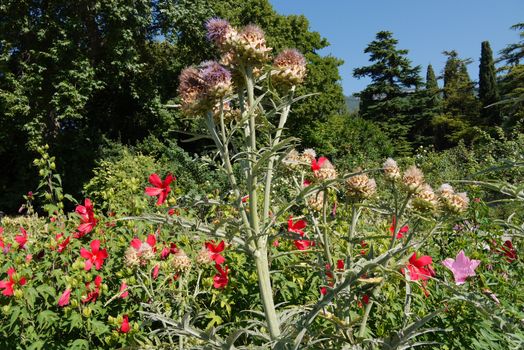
[442,250,480,285]
[58,289,71,307]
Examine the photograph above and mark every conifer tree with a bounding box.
[353,31,422,154]
[426,64,439,91]
[479,41,500,124]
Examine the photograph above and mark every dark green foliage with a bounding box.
[309,114,394,169]
[353,31,423,155]
[479,41,501,124]
[426,64,439,92]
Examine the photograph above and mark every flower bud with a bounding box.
[172,249,192,272]
[236,24,272,64]
[272,49,307,87]
[307,190,324,212]
[383,158,400,180]
[412,184,438,211]
[200,61,232,99]
[402,165,424,192]
[345,169,376,200]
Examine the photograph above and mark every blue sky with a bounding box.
[269,0,523,96]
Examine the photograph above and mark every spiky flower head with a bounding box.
[200,61,232,98]
[124,247,140,267]
[383,158,401,180]
[345,169,377,200]
[307,190,324,212]
[178,67,208,115]
[402,165,424,192]
[272,49,307,87]
[283,149,301,169]
[172,249,192,272]
[413,184,438,211]
[196,248,214,265]
[314,158,337,181]
[299,148,317,164]
[445,192,469,214]
[205,18,237,49]
[236,24,272,63]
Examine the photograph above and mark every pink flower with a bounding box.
[58,289,71,307]
[120,315,130,333]
[75,199,98,237]
[119,281,129,299]
[145,173,175,206]
[213,264,229,289]
[390,216,408,239]
[442,250,480,285]
[152,264,160,279]
[80,240,108,271]
[0,268,26,296]
[288,217,307,236]
[205,240,226,264]
[15,227,28,249]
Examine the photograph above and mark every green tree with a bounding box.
[432,50,480,149]
[353,31,422,154]
[479,41,500,125]
[426,64,439,92]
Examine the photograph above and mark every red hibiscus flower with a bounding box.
[294,239,312,250]
[80,240,108,271]
[405,253,435,282]
[337,259,345,270]
[120,315,131,333]
[499,240,517,262]
[58,288,71,307]
[82,275,102,303]
[0,268,26,297]
[390,216,409,239]
[131,234,157,252]
[311,156,328,172]
[161,242,178,259]
[55,234,71,253]
[213,263,229,289]
[288,217,307,236]
[205,241,226,265]
[145,173,175,206]
[75,199,98,237]
[15,227,28,249]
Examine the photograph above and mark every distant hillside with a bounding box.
[345,95,360,113]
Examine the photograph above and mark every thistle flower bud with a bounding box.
[307,190,324,211]
[302,149,317,161]
[448,192,470,214]
[283,149,301,169]
[124,247,140,267]
[402,165,424,192]
[412,184,438,211]
[205,18,237,50]
[345,169,376,200]
[236,24,272,63]
[178,67,208,116]
[196,248,213,265]
[172,249,192,272]
[272,49,307,87]
[438,183,455,200]
[200,61,232,98]
[313,158,337,181]
[383,158,401,180]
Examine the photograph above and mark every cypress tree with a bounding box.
[426,64,439,91]
[479,41,500,124]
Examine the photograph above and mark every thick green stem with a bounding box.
[255,248,281,339]
[322,189,333,266]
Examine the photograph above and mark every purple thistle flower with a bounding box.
[200,61,231,87]
[205,18,233,46]
[442,250,480,285]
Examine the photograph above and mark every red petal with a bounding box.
[145,187,163,196]
[163,173,175,186]
[90,240,100,252]
[146,234,156,248]
[215,240,225,253]
[213,254,226,265]
[414,255,432,267]
[80,248,92,259]
[294,220,307,230]
[130,238,142,250]
[148,173,163,188]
